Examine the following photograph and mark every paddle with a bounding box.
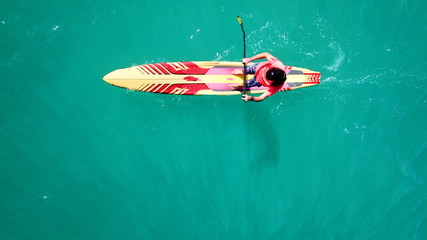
[237,16,247,95]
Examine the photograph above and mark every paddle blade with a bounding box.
[237,16,244,33]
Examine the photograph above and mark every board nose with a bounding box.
[103,67,143,83]
[103,68,132,86]
[103,70,119,84]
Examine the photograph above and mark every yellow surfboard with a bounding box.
[103,61,320,95]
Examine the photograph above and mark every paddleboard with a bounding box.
[103,61,320,95]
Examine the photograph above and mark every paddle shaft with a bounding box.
[237,16,247,95]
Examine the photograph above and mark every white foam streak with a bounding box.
[325,42,345,72]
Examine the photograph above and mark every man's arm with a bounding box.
[242,92,270,102]
[243,52,275,64]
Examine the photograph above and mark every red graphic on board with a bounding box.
[159,62,210,75]
[304,73,321,84]
[145,83,210,95]
[137,62,209,75]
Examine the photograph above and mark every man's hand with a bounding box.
[241,94,253,102]
[242,58,251,64]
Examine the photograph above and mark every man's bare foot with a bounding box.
[229,84,242,90]
[232,69,243,75]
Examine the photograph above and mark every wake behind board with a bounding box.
[103,61,320,95]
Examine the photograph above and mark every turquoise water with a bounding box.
[1,0,426,239]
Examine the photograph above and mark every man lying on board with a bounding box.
[230,52,289,102]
